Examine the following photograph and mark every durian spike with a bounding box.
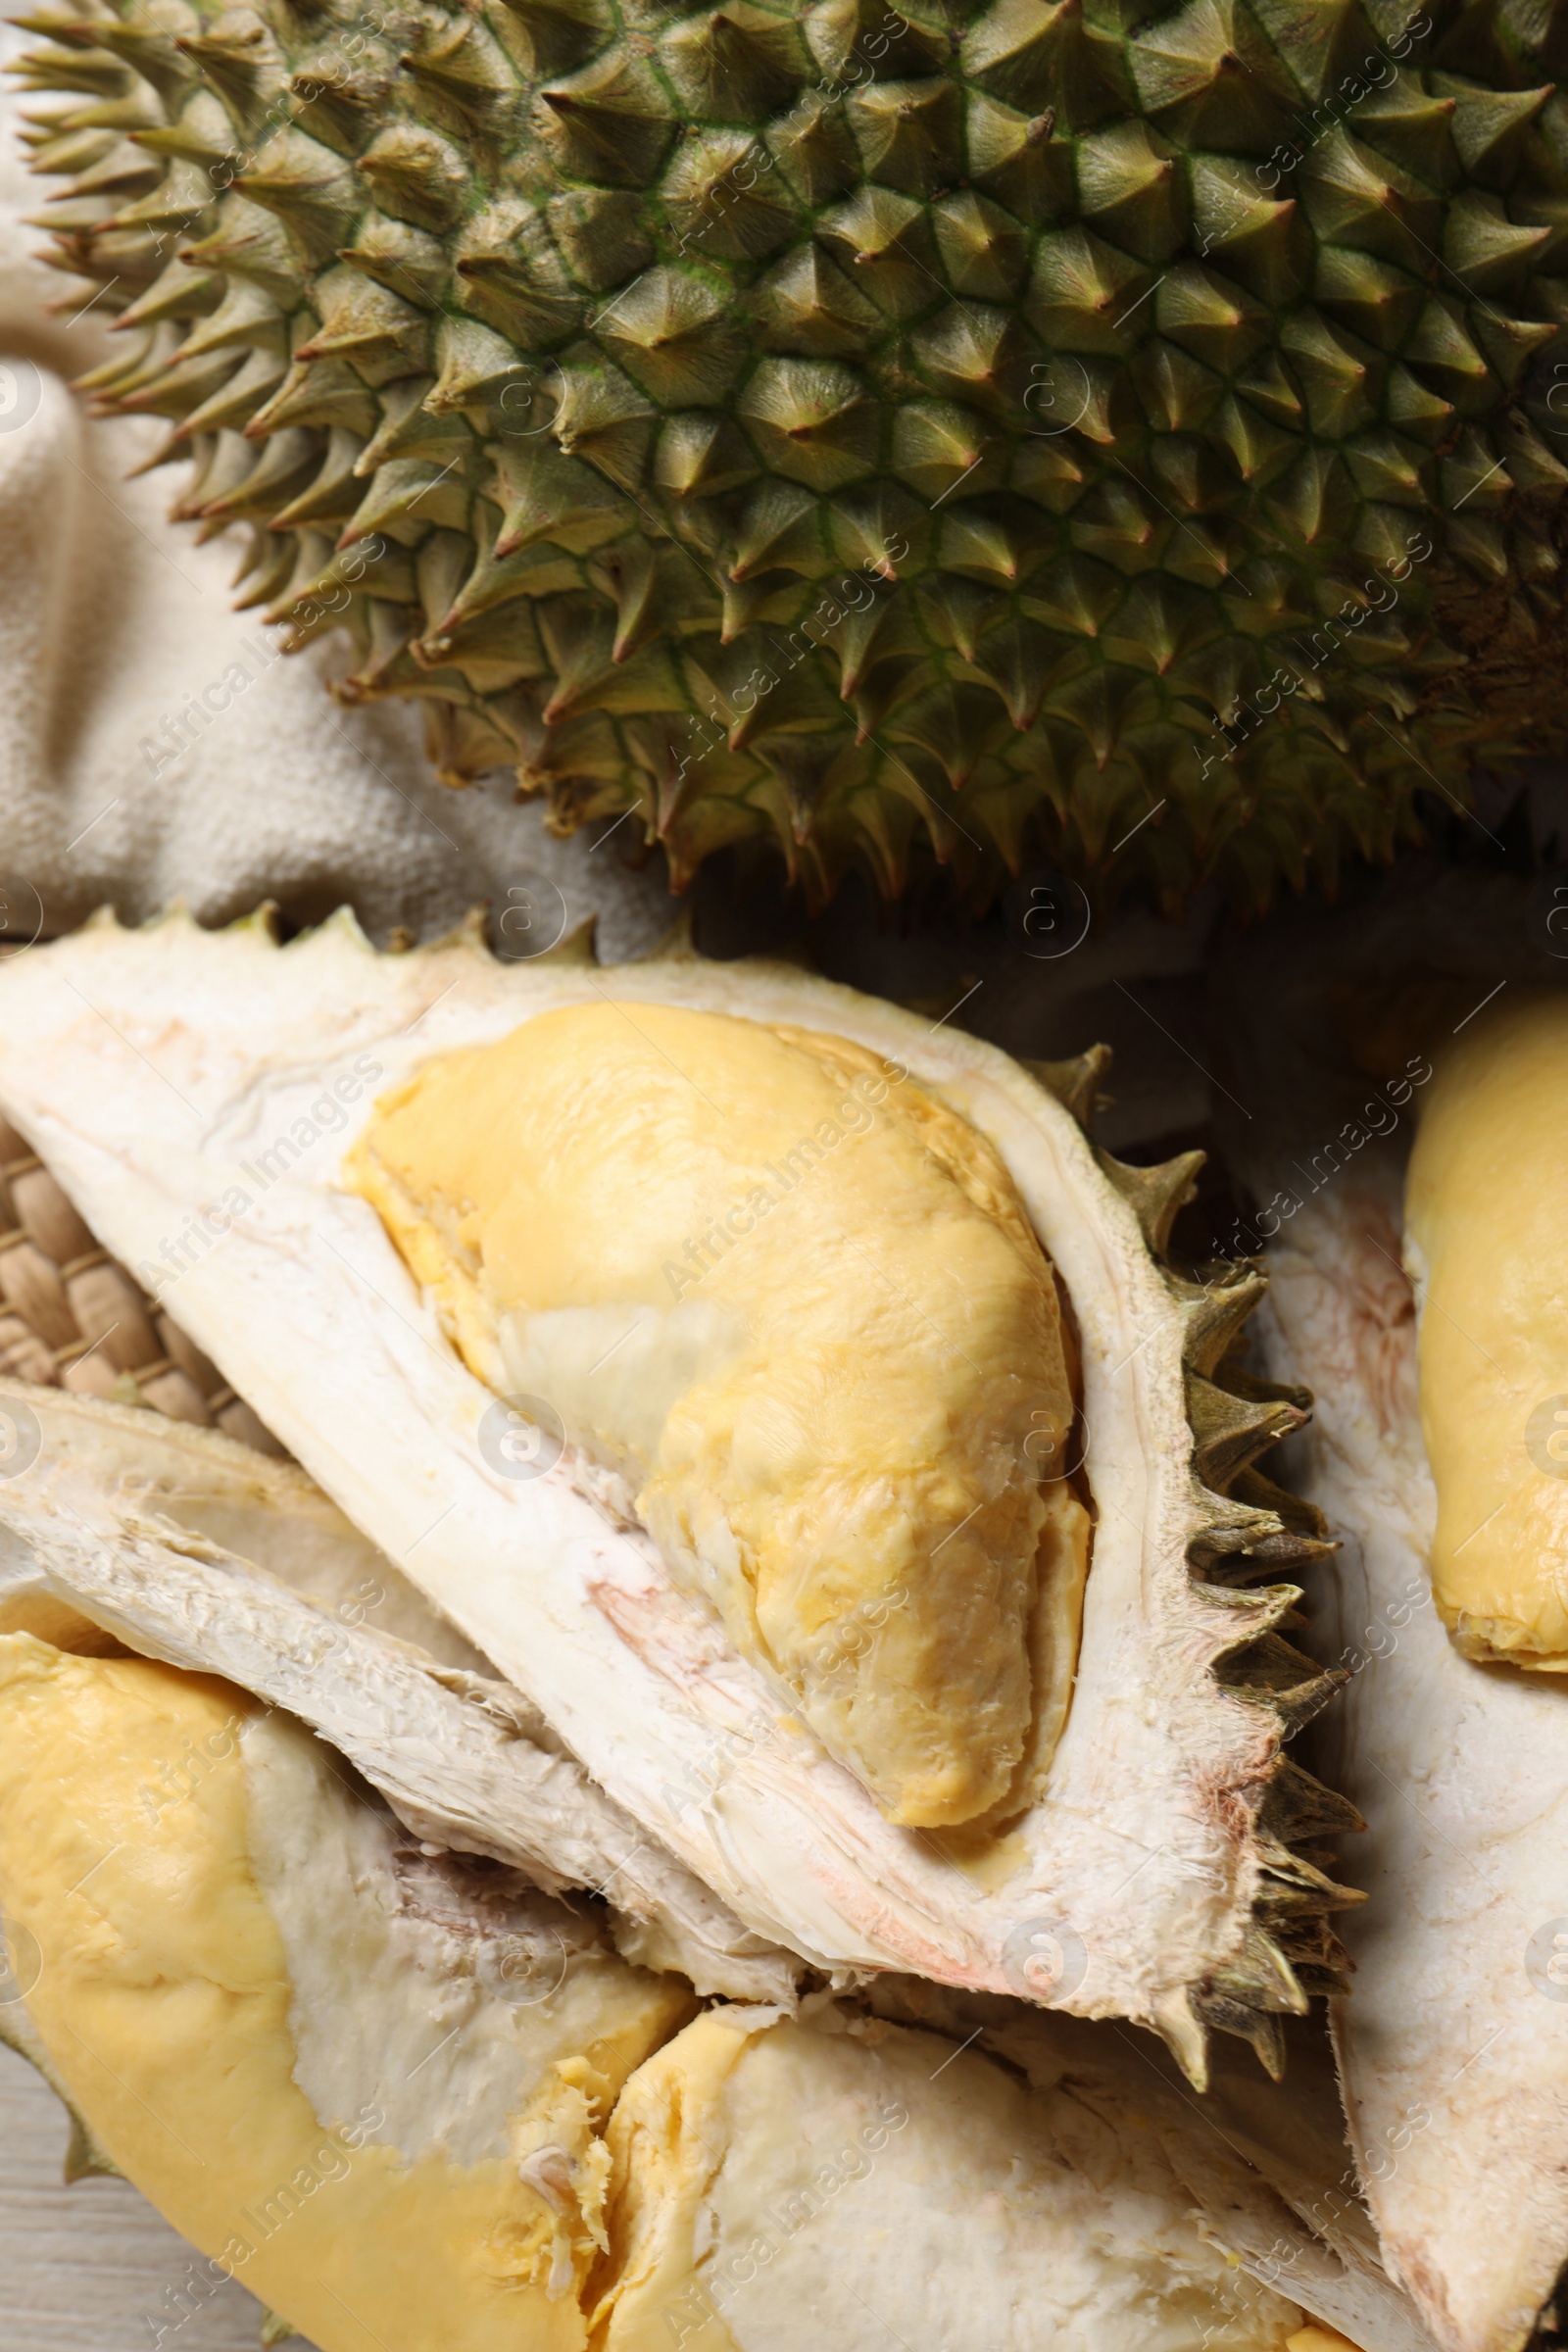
[1098,1148,1204,1259]
[1025,1045,1113,1131]
[1175,1266,1270,1379]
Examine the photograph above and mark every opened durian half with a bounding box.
[0,1386,1432,2352]
[0,1594,1397,2352]
[0,906,1357,2081]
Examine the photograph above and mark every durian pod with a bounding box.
[0,912,1357,2086]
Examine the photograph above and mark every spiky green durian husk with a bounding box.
[13,0,1568,907]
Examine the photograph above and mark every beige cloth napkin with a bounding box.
[0,59,669,961]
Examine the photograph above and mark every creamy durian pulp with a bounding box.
[1406,995,1568,1666]
[349,1002,1085,1830]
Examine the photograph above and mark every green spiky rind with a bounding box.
[1036,1048,1361,2081]
[0,1987,125,2180]
[15,0,1568,910]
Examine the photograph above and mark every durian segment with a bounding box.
[0,911,1334,2056]
[0,1634,692,2350]
[1404,995,1568,1666]
[349,1001,1080,1828]
[0,1380,799,2002]
[588,2003,1307,2352]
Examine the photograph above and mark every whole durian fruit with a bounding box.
[12,0,1568,906]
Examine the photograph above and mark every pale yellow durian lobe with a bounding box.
[0,1634,687,2352]
[348,1001,1081,1829]
[1406,995,1568,1667]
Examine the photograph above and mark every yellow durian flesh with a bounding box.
[0,1632,692,2352]
[1406,994,1568,1666]
[349,1000,1081,1831]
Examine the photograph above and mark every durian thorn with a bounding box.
[1188,1371,1304,1491]
[1236,1659,1349,1740]
[1025,1045,1111,1131]
[1255,1831,1366,1913]
[1259,1756,1365,1845]
[1194,1577,1304,1654]
[1190,1994,1287,2082]
[174,25,266,62]
[1152,1987,1208,2092]
[7,13,87,40]
[1175,1268,1270,1379]
[122,425,186,475]
[1097,1148,1202,1260]
[1201,1921,1309,2019]
[64,2108,123,2184]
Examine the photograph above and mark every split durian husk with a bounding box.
[1215,879,1568,2352]
[0,1379,800,2003]
[0,906,1358,2082]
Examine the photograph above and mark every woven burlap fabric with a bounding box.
[0,1112,282,1454]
